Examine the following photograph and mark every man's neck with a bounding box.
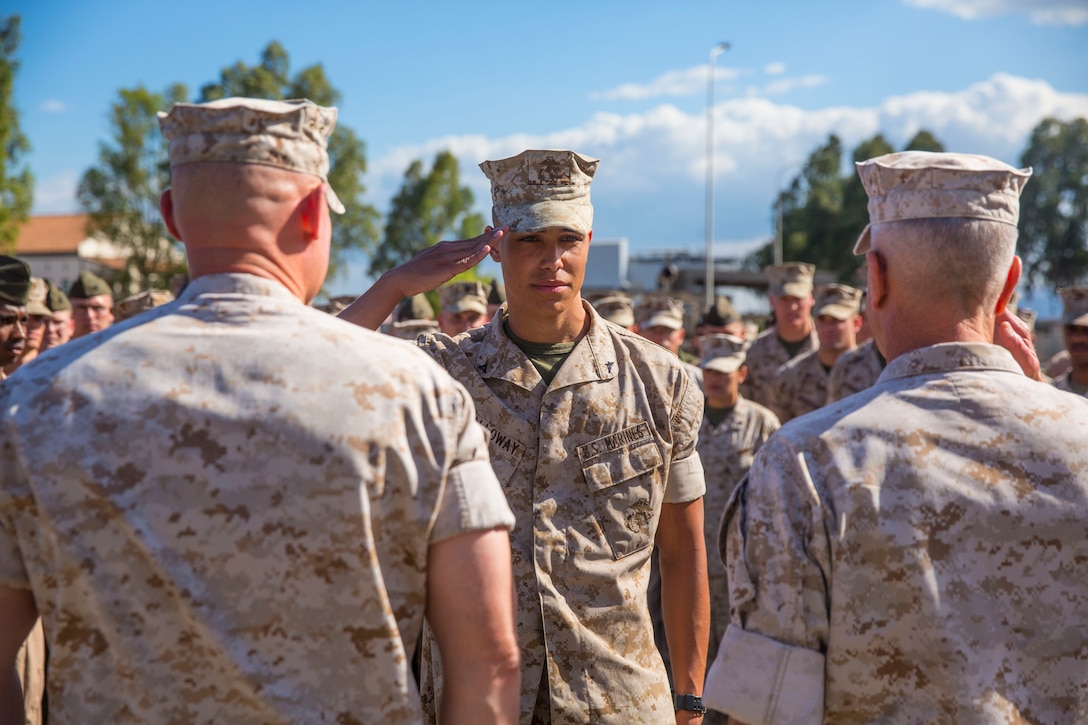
[1071,363,1088,386]
[505,300,589,344]
[776,319,812,343]
[817,345,851,368]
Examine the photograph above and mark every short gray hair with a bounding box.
[870,218,1017,314]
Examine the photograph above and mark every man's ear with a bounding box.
[160,189,182,241]
[299,184,326,241]
[865,250,888,310]
[995,255,1022,314]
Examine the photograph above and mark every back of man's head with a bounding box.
[856,152,1029,320]
[158,98,344,302]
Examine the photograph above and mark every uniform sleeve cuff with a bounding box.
[663,452,706,503]
[431,460,515,544]
[704,624,824,725]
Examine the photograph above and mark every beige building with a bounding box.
[13,214,126,291]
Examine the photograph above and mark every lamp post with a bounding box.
[773,162,800,267]
[705,41,730,311]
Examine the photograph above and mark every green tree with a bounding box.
[0,15,33,253]
[750,130,942,282]
[199,42,380,283]
[1018,117,1088,289]
[77,85,189,294]
[370,150,484,275]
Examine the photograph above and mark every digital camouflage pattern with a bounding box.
[417,302,705,724]
[714,342,1088,723]
[826,339,885,403]
[769,348,836,423]
[0,273,513,723]
[739,326,818,410]
[695,396,778,722]
[480,150,598,235]
[158,98,346,214]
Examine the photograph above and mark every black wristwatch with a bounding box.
[674,693,707,715]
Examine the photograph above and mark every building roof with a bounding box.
[15,214,91,255]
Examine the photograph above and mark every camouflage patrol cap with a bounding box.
[854,151,1031,254]
[480,150,598,234]
[158,97,345,214]
[765,262,815,298]
[1060,286,1088,327]
[69,270,112,300]
[593,294,635,327]
[636,296,684,330]
[45,280,71,312]
[26,278,51,316]
[814,283,862,320]
[0,256,31,307]
[700,295,741,326]
[113,289,175,322]
[394,293,435,323]
[699,333,748,374]
[438,281,488,316]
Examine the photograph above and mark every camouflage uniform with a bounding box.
[708,343,1088,723]
[739,326,817,409]
[768,348,831,423]
[0,273,514,723]
[418,301,705,724]
[826,339,885,403]
[695,398,778,673]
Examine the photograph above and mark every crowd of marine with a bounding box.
[1,96,1086,725]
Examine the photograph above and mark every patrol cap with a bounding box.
[394,293,435,323]
[45,280,71,313]
[26,278,51,316]
[593,294,635,328]
[854,151,1031,254]
[636,296,684,330]
[700,295,741,326]
[439,280,488,316]
[158,97,345,214]
[1060,286,1088,327]
[0,256,31,307]
[114,289,175,322]
[69,270,112,300]
[699,334,748,374]
[480,150,598,234]
[814,283,862,320]
[765,262,815,298]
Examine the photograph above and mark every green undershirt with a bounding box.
[705,403,736,427]
[505,319,577,386]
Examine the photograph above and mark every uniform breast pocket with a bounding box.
[577,423,665,560]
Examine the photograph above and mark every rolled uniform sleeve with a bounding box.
[704,440,830,724]
[430,381,515,544]
[664,370,706,503]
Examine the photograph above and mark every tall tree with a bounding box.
[0,15,33,253]
[77,85,189,294]
[1018,117,1088,289]
[370,150,484,275]
[199,42,380,283]
[750,131,942,282]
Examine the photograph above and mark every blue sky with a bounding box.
[9,0,1088,297]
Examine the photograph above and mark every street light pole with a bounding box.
[705,42,730,311]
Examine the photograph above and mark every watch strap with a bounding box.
[674,693,707,714]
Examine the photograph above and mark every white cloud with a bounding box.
[362,73,1088,263]
[756,75,829,97]
[903,0,1088,25]
[591,64,746,101]
[33,170,80,214]
[764,62,787,76]
[40,100,68,113]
